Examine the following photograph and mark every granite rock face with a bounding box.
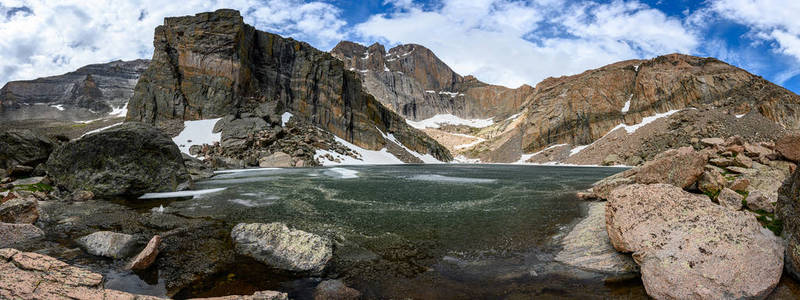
[127,9,450,162]
[0,59,149,113]
[607,184,784,299]
[475,54,800,162]
[46,122,191,197]
[330,41,531,120]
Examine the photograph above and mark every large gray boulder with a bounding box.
[555,202,638,277]
[607,184,784,299]
[46,122,190,197]
[231,222,332,273]
[77,231,138,259]
[0,129,56,170]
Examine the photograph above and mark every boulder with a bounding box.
[46,122,191,198]
[606,184,784,299]
[591,171,635,200]
[776,133,800,162]
[629,146,706,188]
[77,231,137,259]
[258,152,294,168]
[709,157,734,168]
[717,188,743,210]
[71,190,94,202]
[602,154,622,166]
[183,153,214,181]
[231,222,332,273]
[744,143,773,158]
[777,167,800,280]
[747,190,775,213]
[0,196,39,223]
[193,291,289,300]
[733,154,753,168]
[313,279,362,300]
[697,169,726,195]
[728,177,750,192]
[0,223,44,247]
[126,235,161,270]
[700,137,725,147]
[554,202,638,276]
[0,129,56,170]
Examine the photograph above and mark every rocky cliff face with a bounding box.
[127,9,450,161]
[330,41,532,120]
[469,54,800,162]
[0,59,149,113]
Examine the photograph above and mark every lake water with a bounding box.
[150,164,650,299]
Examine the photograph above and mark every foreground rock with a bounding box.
[607,184,784,299]
[77,231,137,259]
[555,202,638,277]
[126,235,161,270]
[776,133,800,162]
[231,222,333,273]
[191,291,288,300]
[0,223,43,247]
[778,167,800,280]
[47,122,191,197]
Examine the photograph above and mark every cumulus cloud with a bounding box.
[0,0,347,87]
[354,0,698,88]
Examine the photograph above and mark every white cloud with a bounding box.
[355,0,698,88]
[710,0,800,68]
[0,0,347,87]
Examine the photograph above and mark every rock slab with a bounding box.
[231,222,332,273]
[126,235,161,270]
[47,122,191,197]
[555,202,638,276]
[607,184,784,299]
[0,223,43,247]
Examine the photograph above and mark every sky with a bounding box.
[1,0,799,94]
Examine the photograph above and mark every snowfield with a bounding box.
[172,118,222,156]
[405,114,494,129]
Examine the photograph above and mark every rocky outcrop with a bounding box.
[0,59,148,113]
[331,41,531,120]
[607,184,784,299]
[555,202,638,277]
[127,9,450,162]
[76,231,138,259]
[231,222,332,273]
[469,54,800,162]
[777,167,800,280]
[46,122,191,197]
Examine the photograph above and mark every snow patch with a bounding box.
[281,112,293,127]
[173,118,222,156]
[110,103,128,117]
[516,143,569,163]
[383,64,390,72]
[454,136,486,150]
[51,104,65,111]
[611,109,681,134]
[634,65,640,72]
[314,136,404,166]
[139,188,226,199]
[405,114,494,129]
[735,114,746,118]
[81,122,123,137]
[381,130,443,163]
[621,96,631,113]
[506,112,522,121]
[569,145,590,156]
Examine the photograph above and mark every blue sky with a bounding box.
[1,0,799,94]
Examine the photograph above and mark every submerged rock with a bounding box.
[76,231,137,259]
[607,184,784,299]
[46,122,191,197]
[231,222,333,273]
[0,223,43,247]
[555,202,638,277]
[313,279,362,300]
